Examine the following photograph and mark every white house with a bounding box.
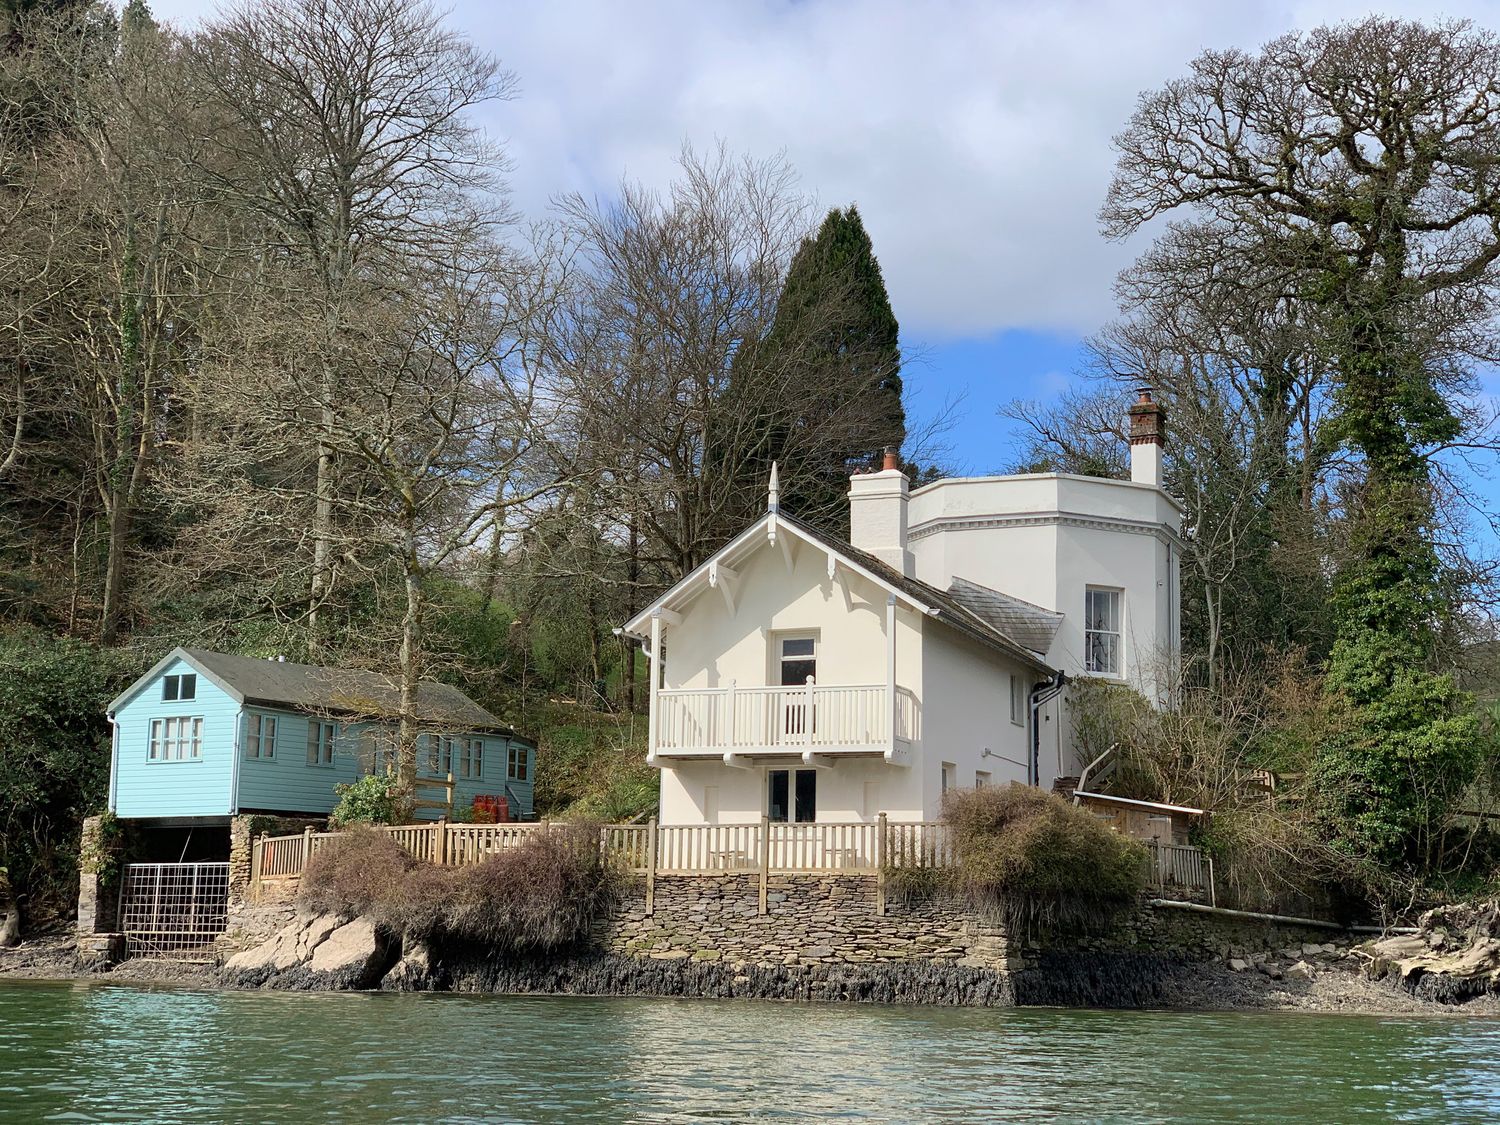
[623,390,1183,827]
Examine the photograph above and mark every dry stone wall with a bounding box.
[608,874,1013,970]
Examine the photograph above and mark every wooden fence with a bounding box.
[249,818,1210,911]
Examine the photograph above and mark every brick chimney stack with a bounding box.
[1127,387,1165,488]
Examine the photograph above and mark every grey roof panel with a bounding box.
[944,577,1064,656]
[181,649,518,736]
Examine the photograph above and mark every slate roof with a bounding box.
[944,577,1064,657]
[781,514,1058,672]
[125,648,518,735]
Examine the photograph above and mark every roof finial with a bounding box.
[768,461,780,513]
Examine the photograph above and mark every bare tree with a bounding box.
[188,0,516,653]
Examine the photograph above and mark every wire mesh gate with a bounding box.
[118,862,231,959]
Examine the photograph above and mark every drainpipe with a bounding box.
[1028,672,1067,787]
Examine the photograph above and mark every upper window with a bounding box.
[149,716,202,761]
[507,743,529,782]
[306,721,336,767]
[1009,675,1025,726]
[162,673,197,702]
[245,713,277,759]
[1085,587,1123,676]
[778,635,816,687]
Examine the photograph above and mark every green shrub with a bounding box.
[938,784,1148,935]
[299,822,621,953]
[330,773,401,827]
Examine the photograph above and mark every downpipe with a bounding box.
[1028,672,1067,787]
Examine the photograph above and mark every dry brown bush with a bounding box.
[299,826,417,917]
[298,822,621,952]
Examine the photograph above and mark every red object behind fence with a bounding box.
[472,795,510,823]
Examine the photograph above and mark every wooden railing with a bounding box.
[1148,840,1207,891]
[248,818,1212,911]
[655,683,918,754]
[249,816,954,887]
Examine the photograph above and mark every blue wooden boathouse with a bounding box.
[107,648,536,825]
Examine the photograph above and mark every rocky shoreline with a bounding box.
[6,919,1500,1017]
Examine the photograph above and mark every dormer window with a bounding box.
[162,673,197,702]
[1085,587,1123,676]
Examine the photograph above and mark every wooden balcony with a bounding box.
[651,682,918,763]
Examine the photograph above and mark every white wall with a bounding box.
[656,531,927,824]
[907,473,1182,708]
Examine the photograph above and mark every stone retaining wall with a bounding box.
[606,874,1013,970]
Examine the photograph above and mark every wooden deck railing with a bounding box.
[249,819,1212,905]
[250,816,956,888]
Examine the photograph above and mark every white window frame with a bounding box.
[975,770,992,788]
[507,743,529,782]
[1084,586,1124,677]
[306,720,336,767]
[773,632,818,687]
[941,761,956,794]
[162,673,197,702]
[244,713,277,760]
[361,728,396,775]
[1009,674,1025,726]
[459,737,483,780]
[149,716,203,762]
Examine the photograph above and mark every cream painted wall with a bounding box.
[920,624,1038,796]
[907,473,1181,705]
[656,532,928,824]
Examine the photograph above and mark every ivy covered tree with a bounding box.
[1103,17,1499,878]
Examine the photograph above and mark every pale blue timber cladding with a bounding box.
[110,648,538,820]
[232,710,536,820]
[111,656,239,818]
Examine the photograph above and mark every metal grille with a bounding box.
[118,862,230,959]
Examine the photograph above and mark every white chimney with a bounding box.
[1127,387,1166,489]
[848,448,913,576]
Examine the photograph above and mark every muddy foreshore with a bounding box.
[5,924,1500,1016]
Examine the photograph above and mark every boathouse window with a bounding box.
[306,721,336,767]
[1009,675,1024,725]
[1084,587,1123,676]
[508,744,528,782]
[149,716,202,761]
[460,738,482,779]
[361,728,395,775]
[767,769,816,823]
[162,673,197,702]
[245,714,277,759]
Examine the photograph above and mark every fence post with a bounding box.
[1207,854,1217,908]
[645,817,658,917]
[301,826,313,874]
[758,815,771,916]
[436,819,449,865]
[876,812,888,917]
[249,838,263,904]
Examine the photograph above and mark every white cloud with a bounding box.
[146,0,1500,340]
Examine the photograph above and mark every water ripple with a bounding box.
[1,982,1498,1123]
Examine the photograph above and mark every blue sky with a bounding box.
[148,0,1500,523]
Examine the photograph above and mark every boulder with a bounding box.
[1227,958,1250,973]
[304,917,389,988]
[1285,960,1315,982]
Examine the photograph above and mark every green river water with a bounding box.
[2,981,1499,1123]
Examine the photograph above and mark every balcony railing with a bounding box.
[654,683,918,756]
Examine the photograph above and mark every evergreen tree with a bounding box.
[732,205,904,533]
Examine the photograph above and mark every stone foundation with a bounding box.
[608,874,1013,969]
